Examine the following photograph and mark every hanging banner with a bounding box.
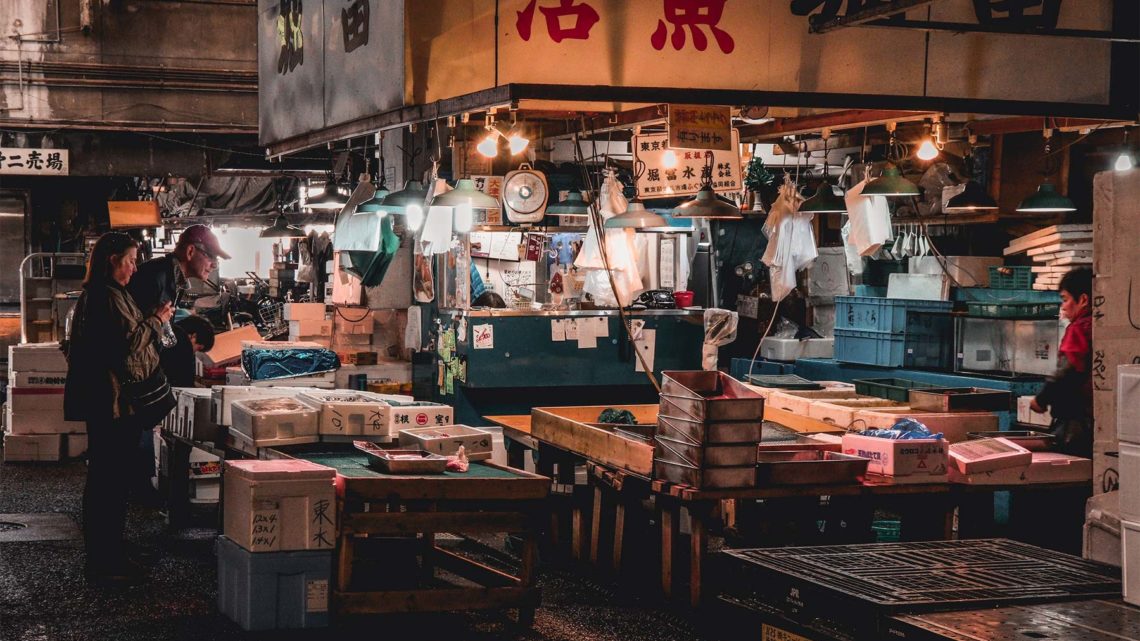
[668,105,732,152]
[0,148,69,176]
[633,131,740,199]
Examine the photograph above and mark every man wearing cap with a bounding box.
[126,224,229,509]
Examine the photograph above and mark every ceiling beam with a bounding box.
[966,116,1131,136]
[809,0,942,34]
[738,109,934,141]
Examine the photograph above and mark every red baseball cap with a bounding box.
[178,224,231,259]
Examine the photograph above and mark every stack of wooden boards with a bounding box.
[1003,224,1092,291]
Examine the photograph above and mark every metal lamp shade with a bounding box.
[604,202,667,229]
[1016,182,1076,213]
[863,166,920,197]
[430,179,500,210]
[799,181,847,214]
[356,187,391,213]
[546,191,590,215]
[306,181,348,210]
[945,181,998,212]
[671,184,742,220]
[260,213,306,238]
[379,180,429,209]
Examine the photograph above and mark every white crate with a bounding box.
[373,402,454,438]
[8,343,67,373]
[1124,519,1140,606]
[1119,365,1140,444]
[759,337,834,362]
[5,406,85,435]
[223,459,336,552]
[1120,442,1140,521]
[230,397,319,446]
[6,387,65,413]
[398,425,494,461]
[297,390,389,436]
[3,433,62,462]
[211,386,306,426]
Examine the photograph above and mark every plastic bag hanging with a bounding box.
[762,180,817,302]
[702,308,738,371]
[574,170,644,307]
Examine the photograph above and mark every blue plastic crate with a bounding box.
[835,296,954,334]
[835,327,952,369]
[854,285,888,297]
[216,535,332,631]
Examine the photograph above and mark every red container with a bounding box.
[673,290,694,307]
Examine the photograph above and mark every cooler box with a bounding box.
[229,398,319,448]
[216,535,331,631]
[222,459,336,553]
[374,401,454,437]
[297,390,388,436]
[948,437,1033,474]
[3,433,62,462]
[398,425,494,461]
[8,343,68,372]
[211,386,305,426]
[841,433,948,479]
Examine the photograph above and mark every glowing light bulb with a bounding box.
[1115,152,1135,172]
[916,139,939,161]
[405,204,424,231]
[453,202,473,233]
[477,134,498,158]
[662,149,678,168]
[507,134,529,155]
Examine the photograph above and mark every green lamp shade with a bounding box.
[863,166,920,197]
[430,179,501,210]
[945,181,998,212]
[356,187,392,213]
[379,180,429,209]
[260,213,306,238]
[604,202,668,229]
[306,181,347,210]
[547,191,590,216]
[1016,182,1076,213]
[799,181,847,214]
[671,184,742,219]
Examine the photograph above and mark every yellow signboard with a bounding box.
[668,105,732,152]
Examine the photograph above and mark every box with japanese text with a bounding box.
[222,460,336,553]
[372,401,453,438]
[841,433,948,478]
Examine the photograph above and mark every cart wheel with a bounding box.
[517,607,536,627]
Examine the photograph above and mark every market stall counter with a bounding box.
[273,446,550,624]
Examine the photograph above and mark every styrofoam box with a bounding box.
[211,386,307,426]
[806,247,849,299]
[760,337,834,362]
[215,535,331,631]
[249,372,335,389]
[189,446,223,479]
[223,459,336,553]
[297,390,390,436]
[5,406,85,435]
[3,433,62,462]
[1017,395,1053,428]
[332,308,374,334]
[283,303,326,322]
[288,320,331,337]
[1123,519,1140,606]
[398,424,494,461]
[230,398,319,445]
[191,477,221,503]
[1118,365,1140,444]
[10,371,67,389]
[1084,490,1121,567]
[949,438,1033,474]
[173,387,219,442]
[8,343,68,373]
[887,273,949,301]
[374,402,454,438]
[64,433,88,459]
[1120,442,1140,521]
[841,433,948,478]
[6,388,65,413]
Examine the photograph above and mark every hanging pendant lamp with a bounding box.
[1016,182,1076,213]
[356,186,392,213]
[430,178,500,210]
[260,212,306,238]
[379,180,429,209]
[546,191,590,216]
[605,201,668,229]
[672,183,742,219]
[945,181,998,212]
[863,165,919,197]
[305,180,348,210]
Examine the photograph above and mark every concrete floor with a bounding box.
[0,456,712,641]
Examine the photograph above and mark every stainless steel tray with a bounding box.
[653,458,757,489]
[654,435,759,468]
[966,430,1055,452]
[755,450,869,485]
[657,406,763,444]
[354,441,448,474]
[660,371,764,422]
[907,387,1013,413]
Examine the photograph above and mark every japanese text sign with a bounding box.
[668,105,732,151]
[633,131,740,199]
[0,148,68,176]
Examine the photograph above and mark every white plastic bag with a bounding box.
[575,171,644,306]
[702,308,738,371]
[845,178,892,257]
[763,182,817,302]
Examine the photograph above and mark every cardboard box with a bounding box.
[4,406,85,435]
[223,459,336,553]
[9,343,68,373]
[297,390,389,436]
[10,371,68,389]
[948,437,1032,474]
[283,303,326,322]
[288,320,331,337]
[398,424,493,461]
[1084,491,1121,567]
[371,401,454,438]
[64,433,88,459]
[948,452,1092,485]
[333,308,374,334]
[201,325,262,367]
[230,397,319,445]
[6,388,65,413]
[841,433,948,478]
[908,256,1002,288]
[3,433,62,462]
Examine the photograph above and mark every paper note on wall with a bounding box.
[593,317,609,338]
[551,319,566,342]
[307,580,329,612]
[565,319,580,340]
[634,329,656,372]
[473,324,494,349]
[578,319,598,349]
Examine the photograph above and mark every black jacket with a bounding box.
[160,325,197,387]
[128,254,182,315]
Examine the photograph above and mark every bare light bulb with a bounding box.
[405,204,424,231]
[916,138,939,161]
[662,149,678,168]
[507,134,529,155]
[1115,152,1135,172]
[477,134,498,158]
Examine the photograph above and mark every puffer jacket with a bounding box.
[63,282,163,422]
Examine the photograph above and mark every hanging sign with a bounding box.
[633,131,740,199]
[0,148,69,176]
[668,105,732,151]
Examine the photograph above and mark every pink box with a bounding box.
[948,437,1032,474]
[841,433,947,478]
[949,452,1092,485]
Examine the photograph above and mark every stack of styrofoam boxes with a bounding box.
[229,397,320,451]
[285,302,330,348]
[267,262,297,299]
[805,246,847,338]
[5,343,86,461]
[332,306,375,364]
[164,387,224,502]
[297,389,412,443]
[1117,365,1140,602]
[218,459,336,630]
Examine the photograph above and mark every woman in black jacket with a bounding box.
[63,232,173,585]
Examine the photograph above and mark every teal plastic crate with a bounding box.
[835,327,952,369]
[853,377,938,402]
[989,266,1034,289]
[835,296,954,334]
[954,287,1060,318]
[964,301,1060,319]
[854,285,888,297]
[216,536,332,631]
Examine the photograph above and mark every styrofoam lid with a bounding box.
[225,459,335,480]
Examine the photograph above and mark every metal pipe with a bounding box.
[0,118,256,134]
[0,77,256,92]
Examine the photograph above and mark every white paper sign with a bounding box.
[577,319,597,349]
[593,316,609,338]
[551,319,566,342]
[633,132,740,198]
[473,324,494,349]
[565,318,579,340]
[634,329,656,373]
[0,148,69,176]
[306,579,329,612]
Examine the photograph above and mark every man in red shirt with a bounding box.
[1031,267,1093,457]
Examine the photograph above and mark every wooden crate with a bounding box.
[531,405,657,477]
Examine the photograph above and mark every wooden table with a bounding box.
[484,415,537,470]
[285,448,550,625]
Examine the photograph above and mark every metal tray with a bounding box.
[755,450,869,485]
[966,430,1055,452]
[746,374,822,390]
[661,370,764,422]
[354,441,448,474]
[653,458,757,489]
[654,435,759,468]
[657,407,764,444]
[908,387,1013,412]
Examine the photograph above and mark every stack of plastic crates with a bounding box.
[833,296,954,368]
[954,287,1060,319]
[988,265,1034,289]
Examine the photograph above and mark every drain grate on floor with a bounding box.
[0,513,80,543]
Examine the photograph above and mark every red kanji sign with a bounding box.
[517,0,600,42]
[651,0,735,53]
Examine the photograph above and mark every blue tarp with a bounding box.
[241,347,340,381]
